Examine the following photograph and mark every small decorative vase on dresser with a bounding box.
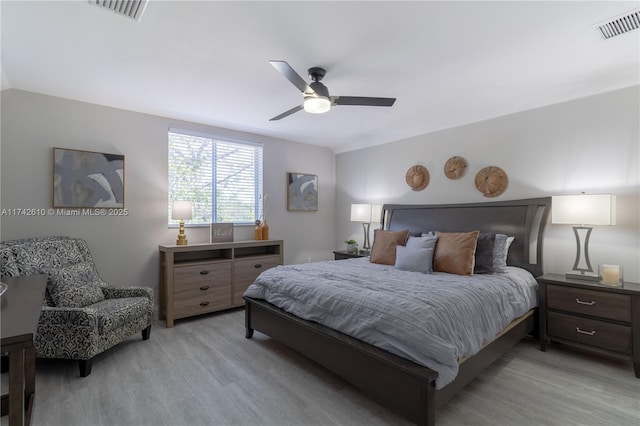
[538,273,640,378]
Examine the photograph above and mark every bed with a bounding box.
[243,197,551,425]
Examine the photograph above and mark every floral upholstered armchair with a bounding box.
[0,236,154,376]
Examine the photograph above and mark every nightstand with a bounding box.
[333,250,366,260]
[538,273,640,378]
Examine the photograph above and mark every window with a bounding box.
[168,129,263,226]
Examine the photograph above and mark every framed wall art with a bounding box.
[53,147,125,208]
[287,172,318,211]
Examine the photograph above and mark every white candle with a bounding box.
[601,264,621,285]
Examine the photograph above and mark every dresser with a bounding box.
[159,240,283,327]
[538,273,639,378]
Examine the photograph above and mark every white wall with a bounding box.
[0,89,336,292]
[2,87,638,287]
[336,86,640,282]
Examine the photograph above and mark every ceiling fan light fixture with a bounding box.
[303,95,331,114]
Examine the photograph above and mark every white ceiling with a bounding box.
[2,1,639,153]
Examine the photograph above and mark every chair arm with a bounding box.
[38,305,98,328]
[102,285,154,301]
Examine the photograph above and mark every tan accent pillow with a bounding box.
[433,231,480,275]
[370,229,410,265]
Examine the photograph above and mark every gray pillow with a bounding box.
[493,234,515,273]
[474,233,496,274]
[395,234,438,273]
[406,234,438,249]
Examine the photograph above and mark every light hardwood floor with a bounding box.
[3,308,639,426]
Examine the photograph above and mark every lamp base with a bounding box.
[176,219,188,245]
[565,271,599,282]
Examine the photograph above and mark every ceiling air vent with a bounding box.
[596,9,640,39]
[89,0,148,22]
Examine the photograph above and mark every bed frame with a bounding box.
[244,197,551,425]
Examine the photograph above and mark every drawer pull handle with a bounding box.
[199,286,209,291]
[254,264,263,268]
[575,327,596,336]
[200,270,210,275]
[575,298,595,306]
[200,301,210,307]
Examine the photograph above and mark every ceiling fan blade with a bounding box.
[270,60,312,94]
[269,105,304,121]
[333,96,396,107]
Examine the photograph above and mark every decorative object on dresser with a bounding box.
[443,156,467,180]
[158,240,283,327]
[210,223,233,243]
[287,173,318,211]
[538,273,639,379]
[350,203,382,254]
[551,194,616,281]
[171,200,193,245]
[405,164,429,191]
[474,166,508,197]
[260,193,270,239]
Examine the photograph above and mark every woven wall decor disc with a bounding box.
[444,156,467,180]
[475,166,508,198]
[405,165,430,191]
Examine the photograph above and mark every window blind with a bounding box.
[168,129,263,225]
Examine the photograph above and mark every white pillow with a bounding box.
[493,234,515,273]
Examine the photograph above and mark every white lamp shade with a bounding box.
[351,203,383,223]
[371,204,383,224]
[171,200,193,220]
[304,96,331,114]
[351,204,372,222]
[552,194,616,225]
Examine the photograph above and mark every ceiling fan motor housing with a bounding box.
[309,81,330,98]
[308,67,326,82]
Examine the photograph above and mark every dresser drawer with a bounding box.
[546,285,631,322]
[548,312,632,354]
[232,255,281,305]
[174,261,232,288]
[174,262,232,318]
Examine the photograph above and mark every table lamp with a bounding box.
[172,200,193,245]
[551,194,616,281]
[350,203,382,254]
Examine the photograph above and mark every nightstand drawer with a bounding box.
[548,312,632,354]
[547,285,631,322]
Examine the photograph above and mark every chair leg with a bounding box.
[142,325,152,340]
[79,359,93,377]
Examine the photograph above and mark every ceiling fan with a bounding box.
[269,60,396,121]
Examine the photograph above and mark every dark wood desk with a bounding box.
[1,274,47,426]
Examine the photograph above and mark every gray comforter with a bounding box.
[244,258,538,389]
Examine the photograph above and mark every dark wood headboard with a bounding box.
[381,197,551,277]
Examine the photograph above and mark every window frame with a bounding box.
[168,127,264,227]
